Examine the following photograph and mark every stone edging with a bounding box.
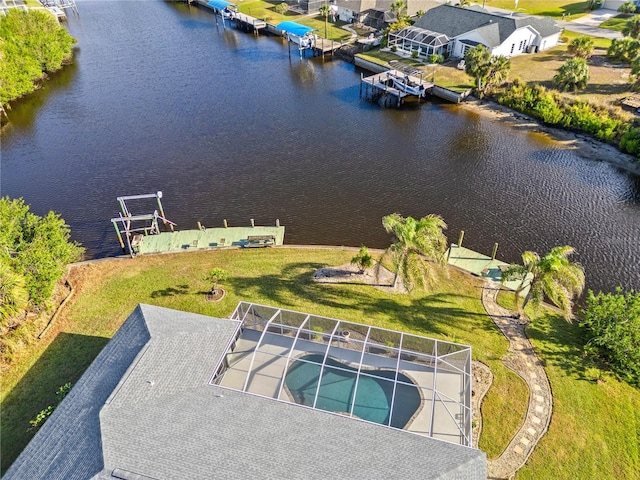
[482,280,553,480]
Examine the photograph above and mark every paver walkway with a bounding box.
[481,280,553,480]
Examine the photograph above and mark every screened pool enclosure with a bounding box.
[212,302,473,446]
[388,26,450,59]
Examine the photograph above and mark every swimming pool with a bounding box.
[284,354,422,429]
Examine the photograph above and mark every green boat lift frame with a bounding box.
[111,191,176,257]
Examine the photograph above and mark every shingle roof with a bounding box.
[413,5,560,46]
[6,304,486,480]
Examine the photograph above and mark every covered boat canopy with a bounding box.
[207,0,236,10]
[276,21,314,37]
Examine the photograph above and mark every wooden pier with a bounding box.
[312,37,348,56]
[360,69,434,108]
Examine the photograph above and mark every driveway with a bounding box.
[557,9,623,39]
[482,5,623,39]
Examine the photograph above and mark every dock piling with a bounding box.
[458,230,465,248]
[491,242,499,260]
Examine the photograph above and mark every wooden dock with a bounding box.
[232,12,266,35]
[312,37,347,56]
[360,69,434,107]
[446,244,532,296]
[134,224,285,255]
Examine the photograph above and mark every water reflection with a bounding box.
[1,0,638,294]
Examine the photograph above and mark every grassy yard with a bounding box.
[2,248,638,478]
[237,0,351,41]
[600,13,639,32]
[482,0,590,18]
[508,36,632,108]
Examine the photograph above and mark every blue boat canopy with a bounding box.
[276,21,314,37]
[208,0,236,10]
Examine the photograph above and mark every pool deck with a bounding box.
[446,244,531,297]
[218,329,467,445]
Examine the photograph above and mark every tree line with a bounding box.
[0,198,83,364]
[0,9,76,108]
[462,12,640,161]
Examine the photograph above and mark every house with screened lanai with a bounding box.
[388,5,562,61]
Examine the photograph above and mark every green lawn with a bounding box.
[599,14,639,33]
[2,248,639,479]
[495,290,640,479]
[238,0,351,41]
[483,0,590,18]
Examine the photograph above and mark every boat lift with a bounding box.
[111,191,176,257]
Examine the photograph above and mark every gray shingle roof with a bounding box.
[6,304,486,480]
[414,5,560,46]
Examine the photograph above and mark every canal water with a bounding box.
[1,0,638,293]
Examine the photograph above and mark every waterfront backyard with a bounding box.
[1,248,638,478]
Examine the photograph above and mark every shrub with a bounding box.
[428,53,444,64]
[619,126,640,156]
[0,197,84,307]
[351,245,374,273]
[607,37,640,63]
[580,289,640,387]
[411,49,419,58]
[618,1,637,16]
[29,383,72,429]
[622,16,640,39]
[0,9,76,105]
[274,2,288,15]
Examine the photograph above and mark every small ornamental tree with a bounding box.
[275,2,288,15]
[553,57,589,91]
[580,289,640,387]
[205,268,228,294]
[568,36,594,59]
[351,245,374,274]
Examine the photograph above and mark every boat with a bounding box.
[389,73,427,97]
[287,32,315,48]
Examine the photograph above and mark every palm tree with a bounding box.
[0,261,28,326]
[622,16,640,39]
[568,36,595,58]
[390,0,407,19]
[553,57,589,91]
[319,4,330,39]
[379,213,447,292]
[501,245,585,321]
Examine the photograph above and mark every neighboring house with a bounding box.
[389,5,561,60]
[5,303,487,479]
[602,0,640,10]
[333,0,441,29]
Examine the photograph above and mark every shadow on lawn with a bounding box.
[229,262,490,339]
[150,284,190,298]
[526,310,590,380]
[1,333,109,475]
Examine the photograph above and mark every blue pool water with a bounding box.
[285,354,421,428]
